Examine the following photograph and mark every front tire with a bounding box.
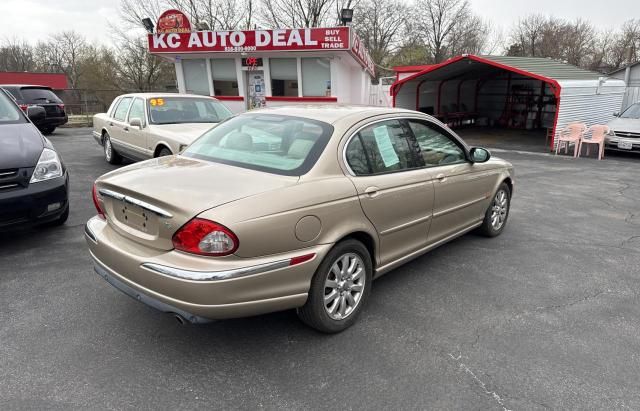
[297,239,372,333]
[478,182,511,237]
[157,147,172,157]
[103,133,122,165]
[41,126,56,135]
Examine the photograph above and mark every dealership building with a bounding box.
[148,10,375,113]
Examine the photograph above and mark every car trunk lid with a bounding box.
[96,155,298,251]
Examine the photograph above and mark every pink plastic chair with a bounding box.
[555,123,587,157]
[579,125,609,160]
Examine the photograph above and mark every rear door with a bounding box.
[407,119,494,243]
[344,118,434,267]
[109,97,134,157]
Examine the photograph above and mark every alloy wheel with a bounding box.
[323,253,366,320]
[104,138,112,161]
[491,189,508,230]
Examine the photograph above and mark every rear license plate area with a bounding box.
[115,201,158,234]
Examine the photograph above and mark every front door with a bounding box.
[121,97,151,160]
[246,71,266,110]
[407,119,493,243]
[344,119,434,267]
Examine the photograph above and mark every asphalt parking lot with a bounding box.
[2,127,639,410]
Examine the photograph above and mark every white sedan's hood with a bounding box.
[148,123,217,145]
[607,117,640,133]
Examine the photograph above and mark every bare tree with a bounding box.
[0,37,36,72]
[413,0,475,63]
[33,31,89,89]
[353,0,407,77]
[260,0,335,28]
[509,14,546,57]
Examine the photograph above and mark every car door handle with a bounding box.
[123,126,129,132]
[436,173,447,182]
[108,122,114,127]
[364,186,379,197]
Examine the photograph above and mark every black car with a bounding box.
[0,89,69,230]
[0,85,68,135]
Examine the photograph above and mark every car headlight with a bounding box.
[30,148,63,183]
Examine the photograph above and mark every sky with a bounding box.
[2,0,640,46]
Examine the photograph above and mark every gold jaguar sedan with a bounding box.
[85,106,514,333]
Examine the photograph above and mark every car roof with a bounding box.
[118,92,217,99]
[247,105,420,124]
[0,84,52,89]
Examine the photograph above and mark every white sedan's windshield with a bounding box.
[148,97,233,125]
[620,103,640,119]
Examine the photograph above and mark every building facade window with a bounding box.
[211,59,239,96]
[301,57,331,96]
[270,58,298,96]
[182,59,210,95]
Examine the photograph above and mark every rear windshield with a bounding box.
[183,114,333,176]
[620,103,640,119]
[148,97,232,125]
[0,90,26,124]
[19,87,62,103]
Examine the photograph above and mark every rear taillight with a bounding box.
[58,104,65,111]
[19,104,28,111]
[172,218,239,256]
[92,184,105,219]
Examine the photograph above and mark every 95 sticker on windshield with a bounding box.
[150,98,165,106]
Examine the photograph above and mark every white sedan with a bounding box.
[92,93,233,164]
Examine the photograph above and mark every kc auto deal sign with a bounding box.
[148,9,375,75]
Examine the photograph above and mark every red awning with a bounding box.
[0,72,69,90]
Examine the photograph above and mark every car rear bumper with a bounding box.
[35,116,68,128]
[0,172,69,229]
[85,216,331,321]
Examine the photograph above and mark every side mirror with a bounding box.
[27,106,46,122]
[613,112,620,117]
[130,118,143,129]
[470,147,491,163]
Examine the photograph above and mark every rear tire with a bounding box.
[41,126,55,135]
[103,133,122,165]
[296,239,372,333]
[478,182,511,237]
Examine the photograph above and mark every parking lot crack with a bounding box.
[534,290,607,312]
[448,353,512,411]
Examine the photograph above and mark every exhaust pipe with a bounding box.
[173,313,187,325]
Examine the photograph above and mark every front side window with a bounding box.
[270,58,298,97]
[620,103,640,119]
[212,59,239,96]
[182,59,210,95]
[148,97,232,125]
[183,114,333,176]
[346,119,420,175]
[0,90,25,124]
[113,97,133,121]
[408,120,466,166]
[301,57,331,97]
[127,98,145,125]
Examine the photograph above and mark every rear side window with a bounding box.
[113,97,133,121]
[0,90,26,124]
[2,87,20,100]
[346,119,420,175]
[19,87,61,103]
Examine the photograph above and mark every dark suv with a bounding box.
[0,85,68,135]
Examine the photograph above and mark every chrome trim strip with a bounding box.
[380,214,432,236]
[98,188,173,218]
[84,222,98,244]
[0,183,19,189]
[141,259,292,281]
[375,220,483,277]
[0,171,17,177]
[432,196,487,218]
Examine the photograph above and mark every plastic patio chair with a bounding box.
[579,125,609,160]
[555,122,587,157]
